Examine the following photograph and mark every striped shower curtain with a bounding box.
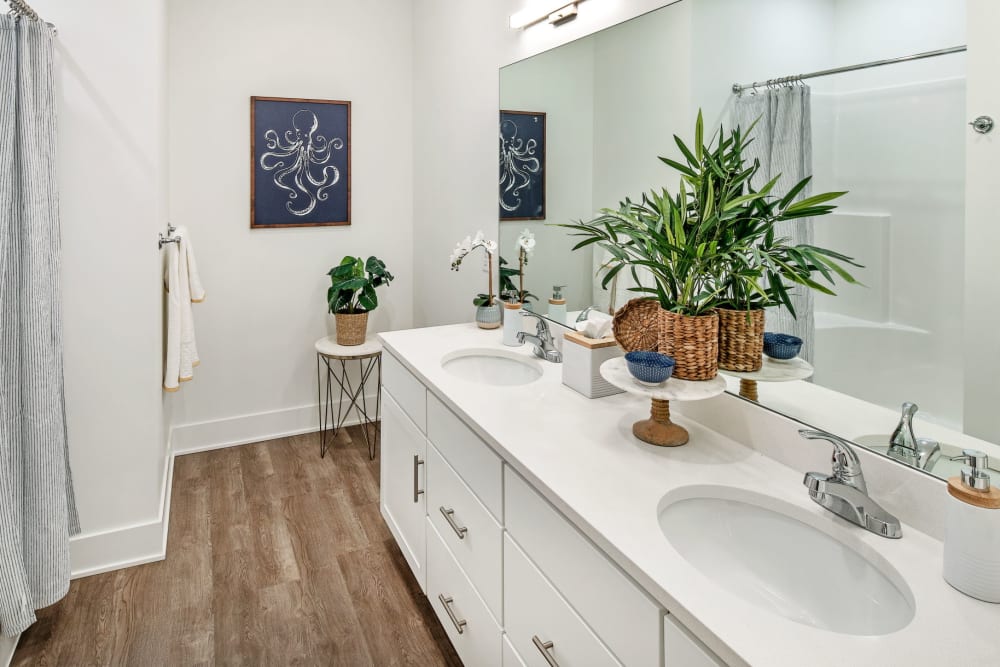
[733,85,816,362]
[0,14,80,637]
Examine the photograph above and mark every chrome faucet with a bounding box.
[575,306,597,323]
[799,429,902,539]
[517,311,562,363]
[888,402,941,471]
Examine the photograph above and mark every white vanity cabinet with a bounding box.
[379,349,726,667]
[380,362,428,592]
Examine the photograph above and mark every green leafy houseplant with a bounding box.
[658,114,861,317]
[327,255,394,345]
[327,255,394,314]
[560,110,861,377]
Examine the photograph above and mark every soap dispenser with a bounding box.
[548,285,567,323]
[943,449,1000,602]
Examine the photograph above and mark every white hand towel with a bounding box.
[164,226,204,392]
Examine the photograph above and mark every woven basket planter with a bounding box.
[658,309,719,381]
[717,308,765,372]
[335,311,369,346]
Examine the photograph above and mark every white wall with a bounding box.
[963,0,1000,442]
[31,0,171,572]
[167,0,414,446]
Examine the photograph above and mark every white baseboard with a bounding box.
[1,634,18,667]
[172,396,377,456]
[69,436,175,579]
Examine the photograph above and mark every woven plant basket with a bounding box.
[612,298,661,352]
[335,311,369,346]
[658,309,719,381]
[717,308,765,372]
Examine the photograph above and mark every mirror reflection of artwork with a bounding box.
[251,96,351,228]
[499,110,546,221]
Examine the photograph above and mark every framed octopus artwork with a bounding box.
[499,110,546,221]
[250,96,351,228]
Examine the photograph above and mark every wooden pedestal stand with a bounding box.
[600,358,727,447]
[721,356,814,402]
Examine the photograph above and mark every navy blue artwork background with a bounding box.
[499,111,545,220]
[253,99,349,226]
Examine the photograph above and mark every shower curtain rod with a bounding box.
[731,45,966,94]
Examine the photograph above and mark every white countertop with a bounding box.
[380,324,1000,667]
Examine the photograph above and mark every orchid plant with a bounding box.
[450,230,499,307]
[500,228,538,304]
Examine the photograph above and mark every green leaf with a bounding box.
[783,190,847,213]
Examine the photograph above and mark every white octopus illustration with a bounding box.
[259,109,344,216]
[499,119,541,213]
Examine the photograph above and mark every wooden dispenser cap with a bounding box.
[947,477,1000,509]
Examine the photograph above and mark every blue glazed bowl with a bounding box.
[763,332,803,360]
[624,351,676,385]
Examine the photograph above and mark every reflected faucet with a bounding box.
[888,402,941,471]
[799,429,902,539]
[517,311,562,363]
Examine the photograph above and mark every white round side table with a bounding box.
[315,335,382,460]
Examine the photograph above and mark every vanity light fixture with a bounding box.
[509,1,581,30]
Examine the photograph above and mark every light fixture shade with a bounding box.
[509,1,579,29]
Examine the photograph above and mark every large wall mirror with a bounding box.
[498,0,984,481]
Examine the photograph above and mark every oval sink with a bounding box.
[658,487,914,636]
[441,349,543,386]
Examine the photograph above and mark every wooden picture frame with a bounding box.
[499,110,546,221]
[250,96,351,228]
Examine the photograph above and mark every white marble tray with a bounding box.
[600,358,727,402]
[720,356,814,383]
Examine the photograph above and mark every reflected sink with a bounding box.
[441,348,543,386]
[658,486,915,636]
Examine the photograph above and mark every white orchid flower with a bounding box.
[517,228,536,254]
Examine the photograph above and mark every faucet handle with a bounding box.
[949,449,991,491]
[799,429,868,495]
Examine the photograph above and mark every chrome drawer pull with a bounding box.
[413,455,424,503]
[532,635,559,666]
[439,506,468,539]
[438,594,467,634]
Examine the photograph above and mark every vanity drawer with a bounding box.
[382,351,427,433]
[427,442,503,620]
[427,518,502,667]
[664,614,724,667]
[504,534,621,667]
[427,393,503,519]
[505,467,661,667]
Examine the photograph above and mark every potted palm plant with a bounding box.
[327,255,394,345]
[660,113,861,371]
[562,111,860,379]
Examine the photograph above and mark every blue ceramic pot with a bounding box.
[763,332,803,360]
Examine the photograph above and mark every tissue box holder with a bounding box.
[562,331,624,398]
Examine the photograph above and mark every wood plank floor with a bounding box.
[13,425,462,666]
